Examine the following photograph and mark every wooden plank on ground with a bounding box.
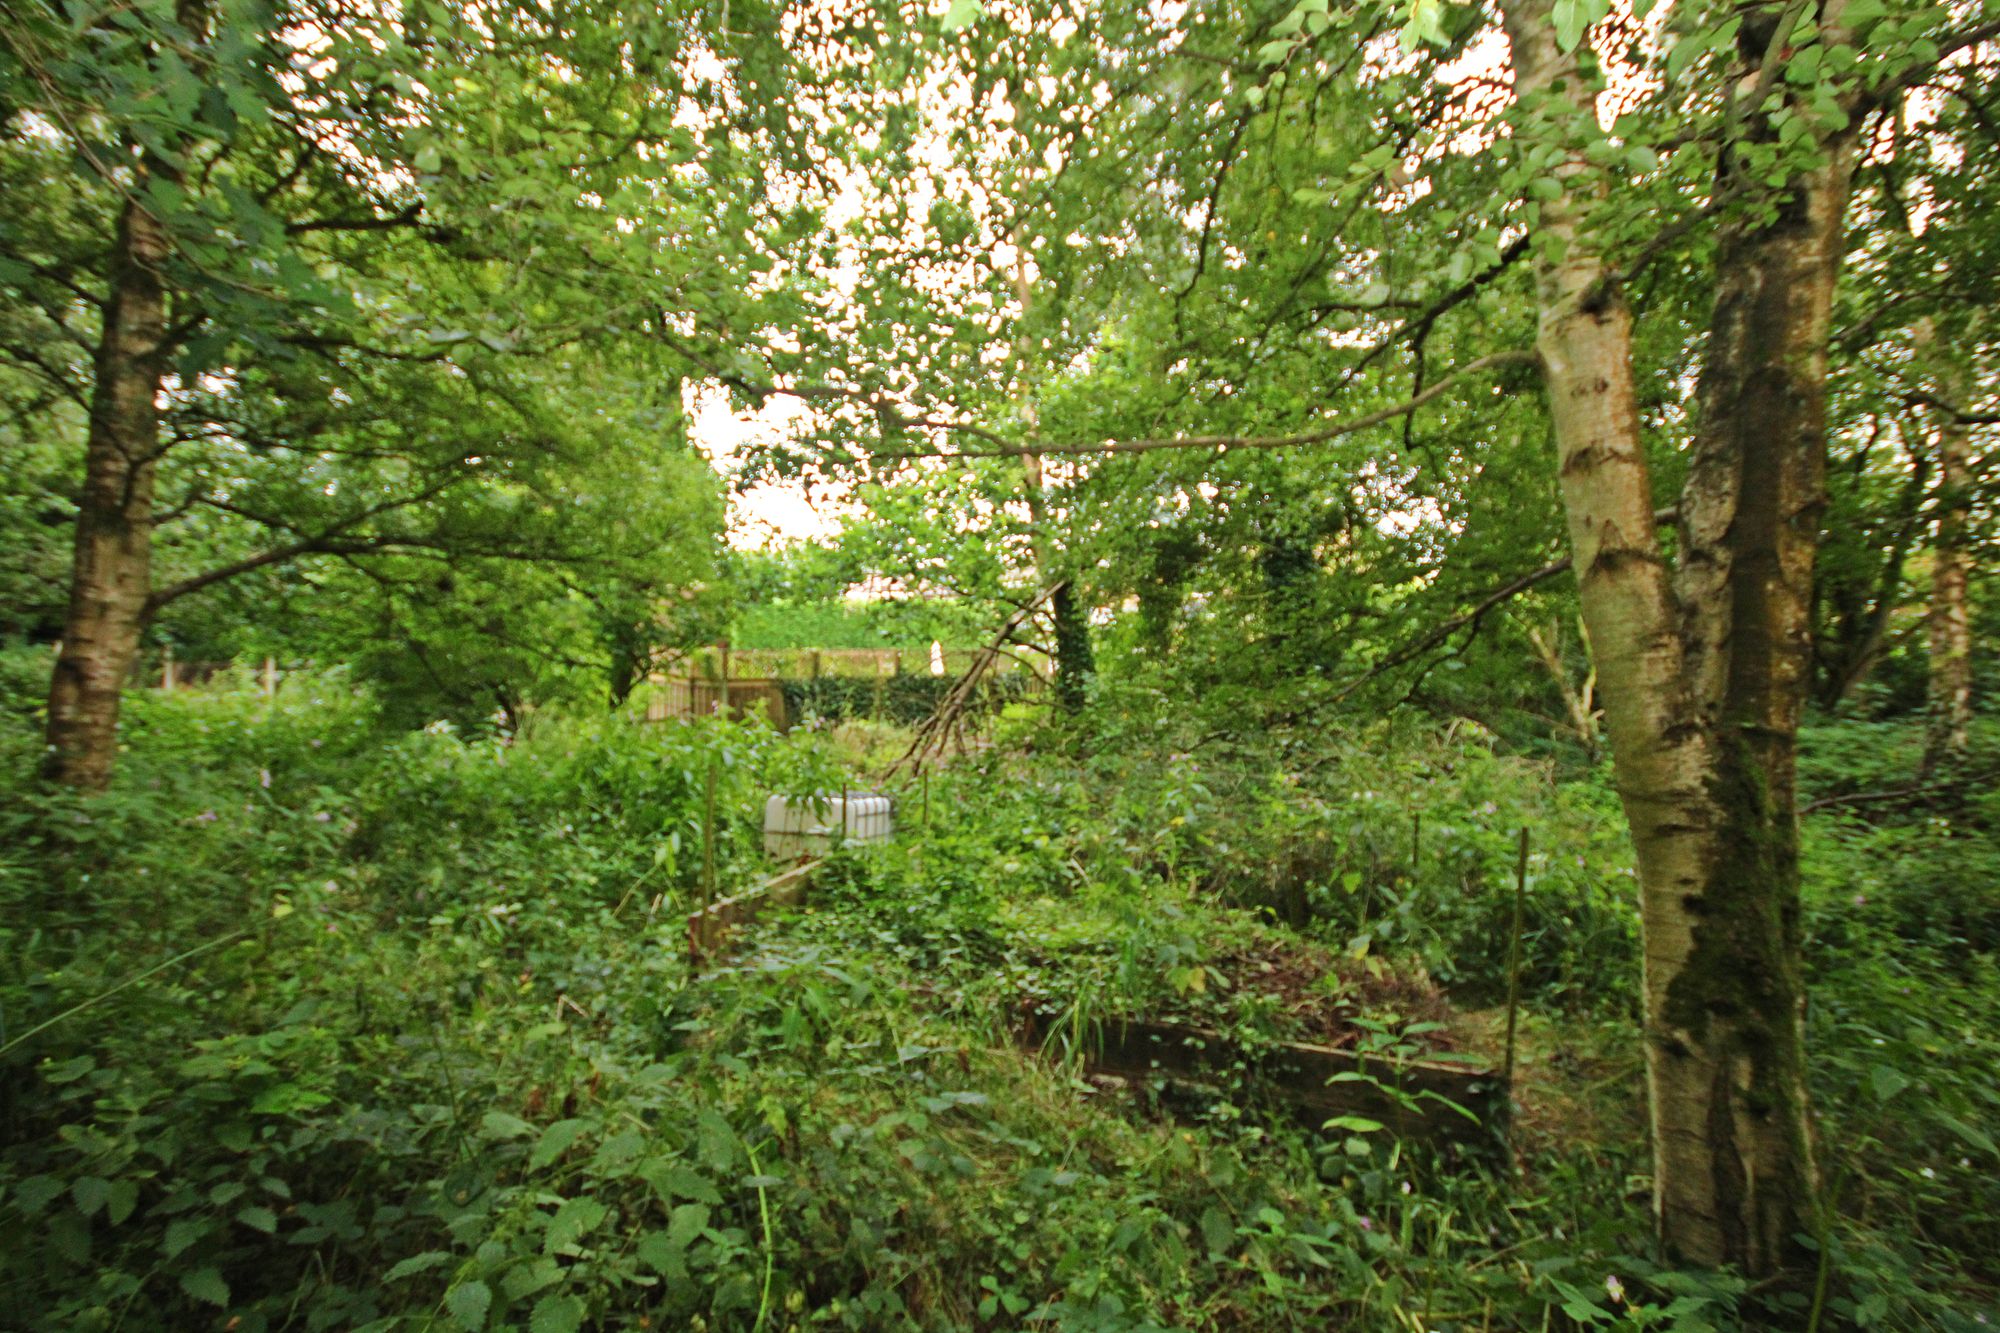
[1017,1011,1506,1150]
[687,859,820,964]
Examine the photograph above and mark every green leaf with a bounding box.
[250,1083,330,1115]
[446,1279,493,1329]
[639,1161,721,1206]
[43,1055,96,1083]
[179,1267,230,1308]
[71,1176,111,1217]
[545,1196,609,1253]
[530,1118,591,1169]
[1198,1205,1234,1254]
[1868,1065,1908,1103]
[695,1110,737,1171]
[1552,0,1586,51]
[163,1216,210,1259]
[941,0,983,32]
[481,1110,536,1141]
[667,1202,710,1249]
[385,1251,456,1281]
[106,1179,140,1226]
[636,1230,684,1276]
[10,1175,64,1215]
[1939,1111,1999,1158]
[530,1294,585,1333]
[1666,32,1707,84]
[503,1257,563,1301]
[236,1205,279,1234]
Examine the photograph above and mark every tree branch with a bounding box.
[879,350,1538,461]
[284,201,424,237]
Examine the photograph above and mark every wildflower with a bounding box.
[1852,894,1867,907]
[1357,1216,1373,1231]
[1605,1275,1626,1305]
[259,768,271,788]
[313,811,331,823]
[195,810,218,823]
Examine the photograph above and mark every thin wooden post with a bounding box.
[810,650,822,679]
[262,656,277,698]
[700,754,718,916]
[161,644,175,691]
[1503,826,1529,1089]
[717,638,731,717]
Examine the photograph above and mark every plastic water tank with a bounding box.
[763,791,895,861]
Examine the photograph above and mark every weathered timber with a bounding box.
[647,676,791,731]
[687,859,820,964]
[1018,1010,1506,1151]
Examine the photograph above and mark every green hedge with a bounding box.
[779,672,1036,725]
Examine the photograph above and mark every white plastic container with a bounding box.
[762,791,895,861]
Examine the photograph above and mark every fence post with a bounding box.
[700,754,718,916]
[161,644,175,692]
[262,656,277,698]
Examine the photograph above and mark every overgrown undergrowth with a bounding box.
[1,676,1994,1331]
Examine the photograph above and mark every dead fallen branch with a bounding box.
[1801,768,2000,816]
[887,583,1063,779]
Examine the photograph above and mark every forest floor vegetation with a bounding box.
[1,658,1995,1331]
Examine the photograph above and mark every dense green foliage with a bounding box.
[4,0,1998,1328]
[2,668,1994,1330]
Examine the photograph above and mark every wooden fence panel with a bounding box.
[644,676,790,730]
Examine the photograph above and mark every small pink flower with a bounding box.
[1605,1275,1625,1305]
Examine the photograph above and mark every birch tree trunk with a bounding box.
[1664,1,1857,1269]
[1501,0,1838,1277]
[43,195,171,790]
[1924,384,1974,775]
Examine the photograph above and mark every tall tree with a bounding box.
[1924,372,1978,772]
[1,0,842,786]
[800,0,1990,1283]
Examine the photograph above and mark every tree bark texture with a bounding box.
[1501,0,1843,1278]
[43,196,171,790]
[1013,255,1092,710]
[1923,389,1974,775]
